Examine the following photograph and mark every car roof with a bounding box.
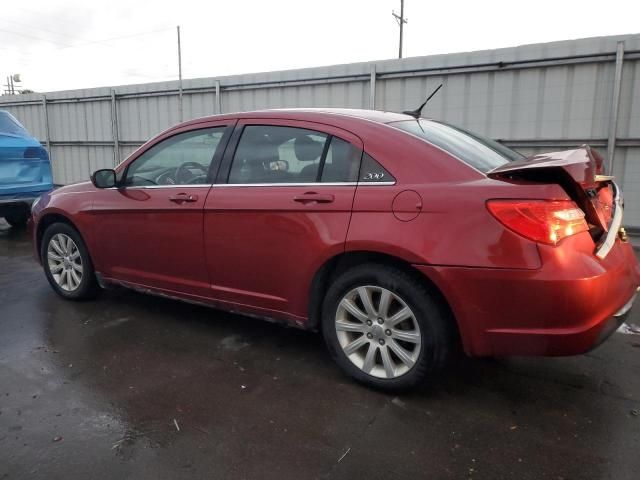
[180,108,418,129]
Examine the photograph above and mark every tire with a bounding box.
[41,222,100,300]
[4,210,29,228]
[321,263,455,390]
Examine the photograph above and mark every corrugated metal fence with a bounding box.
[1,34,639,225]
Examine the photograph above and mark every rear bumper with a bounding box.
[0,196,37,206]
[415,234,640,357]
[0,196,37,216]
[0,186,51,214]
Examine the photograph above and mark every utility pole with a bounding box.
[177,25,183,122]
[3,74,21,95]
[392,0,408,59]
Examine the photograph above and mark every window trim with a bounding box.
[223,124,331,185]
[210,181,395,187]
[315,135,333,182]
[357,152,396,184]
[216,120,369,186]
[100,181,395,191]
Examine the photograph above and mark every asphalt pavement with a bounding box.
[1,220,639,479]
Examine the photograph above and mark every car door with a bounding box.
[203,119,363,321]
[91,121,234,297]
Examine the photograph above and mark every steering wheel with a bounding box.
[175,162,209,184]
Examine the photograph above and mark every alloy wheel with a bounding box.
[47,233,83,292]
[335,286,421,379]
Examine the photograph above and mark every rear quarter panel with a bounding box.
[347,177,571,270]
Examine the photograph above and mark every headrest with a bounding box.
[294,135,324,162]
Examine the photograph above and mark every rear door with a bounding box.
[91,121,233,296]
[203,119,363,320]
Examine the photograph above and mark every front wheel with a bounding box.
[322,264,455,390]
[41,223,99,300]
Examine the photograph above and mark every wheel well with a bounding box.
[307,251,457,334]
[36,213,78,260]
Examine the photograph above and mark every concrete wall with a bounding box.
[1,33,639,224]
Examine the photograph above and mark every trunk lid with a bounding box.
[489,145,605,187]
[488,145,619,250]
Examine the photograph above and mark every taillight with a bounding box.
[487,199,588,245]
[23,147,47,160]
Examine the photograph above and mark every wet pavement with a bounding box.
[1,220,639,480]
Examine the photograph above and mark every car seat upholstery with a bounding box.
[296,135,324,182]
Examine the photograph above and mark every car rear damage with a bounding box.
[428,144,640,357]
[487,145,624,258]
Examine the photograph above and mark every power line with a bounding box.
[0,27,174,70]
[0,25,172,52]
[0,27,73,47]
[0,17,89,43]
[6,5,88,32]
[56,27,173,50]
[0,20,176,91]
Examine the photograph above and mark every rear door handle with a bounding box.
[169,193,198,203]
[293,192,335,204]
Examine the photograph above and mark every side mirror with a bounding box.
[91,169,117,188]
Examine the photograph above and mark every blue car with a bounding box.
[0,110,53,227]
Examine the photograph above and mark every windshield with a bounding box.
[390,119,524,172]
[0,110,29,137]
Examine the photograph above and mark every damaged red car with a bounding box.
[30,108,640,389]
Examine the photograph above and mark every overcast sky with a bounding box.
[1,0,639,93]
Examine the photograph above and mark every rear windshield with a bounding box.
[0,110,29,137]
[390,119,523,172]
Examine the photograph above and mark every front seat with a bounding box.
[295,135,325,182]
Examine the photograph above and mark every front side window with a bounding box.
[390,119,523,173]
[125,128,225,186]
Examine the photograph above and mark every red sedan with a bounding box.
[30,109,640,389]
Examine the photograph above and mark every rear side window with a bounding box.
[229,126,327,184]
[227,125,362,184]
[390,119,521,173]
[321,137,361,183]
[359,153,395,183]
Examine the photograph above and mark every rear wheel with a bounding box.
[322,264,454,390]
[41,223,99,300]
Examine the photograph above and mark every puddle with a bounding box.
[617,323,640,335]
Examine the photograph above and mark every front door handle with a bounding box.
[293,192,335,204]
[169,193,198,203]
